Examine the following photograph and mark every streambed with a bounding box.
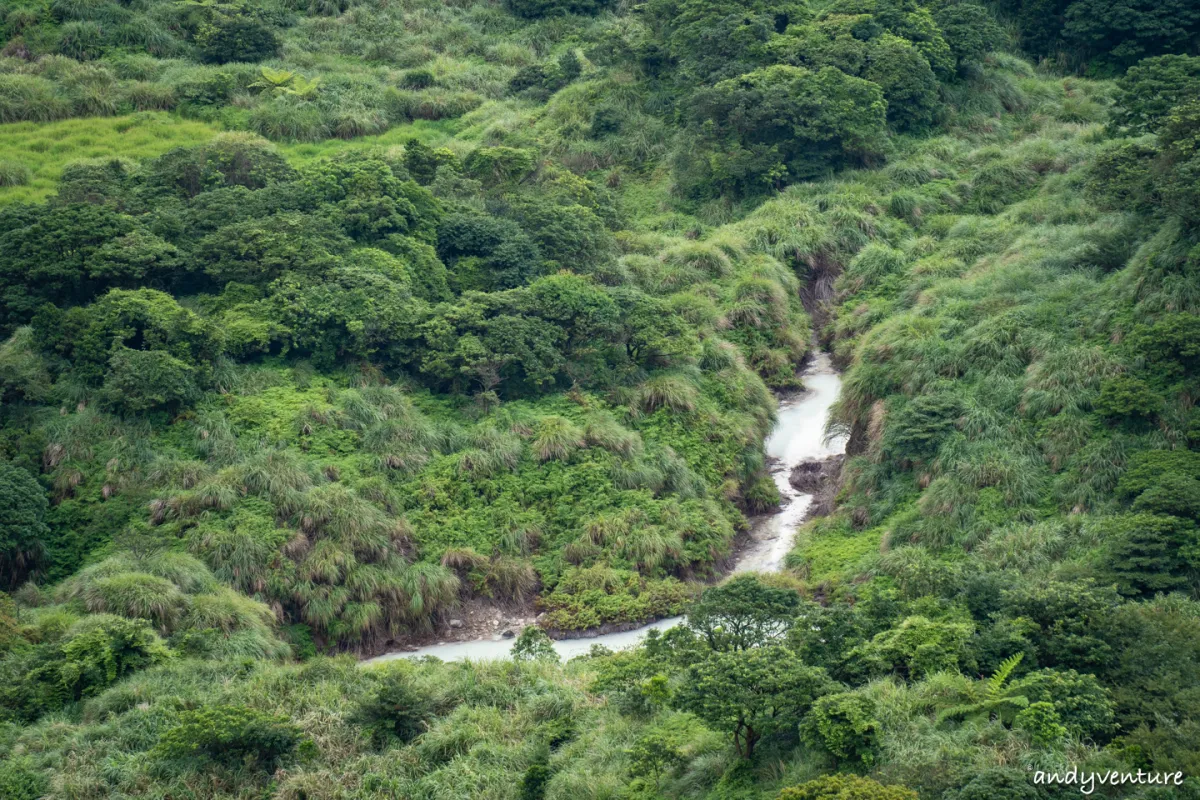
[361,352,845,666]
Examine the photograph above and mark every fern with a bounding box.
[986,652,1024,698]
[937,653,1029,726]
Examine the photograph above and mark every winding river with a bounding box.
[362,352,845,666]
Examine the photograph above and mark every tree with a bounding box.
[865,34,940,131]
[102,347,198,413]
[778,774,917,800]
[1095,513,1198,596]
[673,645,835,758]
[934,3,1004,72]
[883,393,963,464]
[1062,0,1200,70]
[682,65,888,197]
[145,134,296,199]
[437,212,543,291]
[846,616,975,680]
[787,600,868,682]
[0,204,137,331]
[38,288,220,389]
[800,692,881,765]
[512,626,560,663]
[1094,375,1162,420]
[687,574,800,652]
[197,213,351,287]
[0,463,47,590]
[999,580,1120,671]
[1110,55,1200,134]
[1013,700,1068,746]
[1131,473,1200,521]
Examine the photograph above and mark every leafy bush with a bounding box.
[778,774,917,800]
[153,704,309,767]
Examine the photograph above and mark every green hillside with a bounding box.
[2,0,1200,797]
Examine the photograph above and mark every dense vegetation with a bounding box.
[2,0,1200,797]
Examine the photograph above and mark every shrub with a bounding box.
[57,615,171,703]
[153,704,309,768]
[778,774,917,800]
[512,625,559,663]
[0,759,46,800]
[801,693,881,766]
[505,0,613,19]
[941,769,1039,800]
[199,17,280,64]
[353,670,432,745]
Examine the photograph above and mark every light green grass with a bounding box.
[0,113,222,205]
[0,113,468,204]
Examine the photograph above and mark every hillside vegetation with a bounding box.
[2,0,1200,797]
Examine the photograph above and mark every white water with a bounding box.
[361,353,844,666]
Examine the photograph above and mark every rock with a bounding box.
[449,619,464,629]
[789,455,845,517]
[501,629,515,639]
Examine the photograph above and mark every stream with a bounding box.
[361,352,845,666]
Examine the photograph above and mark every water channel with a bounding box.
[362,352,845,665]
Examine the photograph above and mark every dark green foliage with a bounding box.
[934,3,1005,72]
[847,616,976,680]
[521,762,551,799]
[147,134,297,199]
[1131,473,1200,520]
[0,203,137,329]
[513,626,560,662]
[865,34,941,131]
[800,692,881,766]
[0,760,47,800]
[1002,0,1200,70]
[1008,668,1116,739]
[437,212,543,291]
[777,774,917,800]
[1096,513,1198,596]
[999,581,1121,671]
[197,213,351,286]
[153,704,308,768]
[673,645,835,758]
[883,393,963,464]
[941,769,1039,800]
[505,0,612,19]
[788,601,868,682]
[681,65,888,197]
[1111,55,1200,133]
[1094,375,1161,419]
[354,670,432,745]
[103,346,198,412]
[0,462,48,589]
[687,574,800,652]
[2,615,170,721]
[38,288,221,388]
[199,17,280,65]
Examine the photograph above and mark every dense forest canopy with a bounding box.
[1,0,1200,797]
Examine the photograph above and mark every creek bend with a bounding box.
[361,352,845,666]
